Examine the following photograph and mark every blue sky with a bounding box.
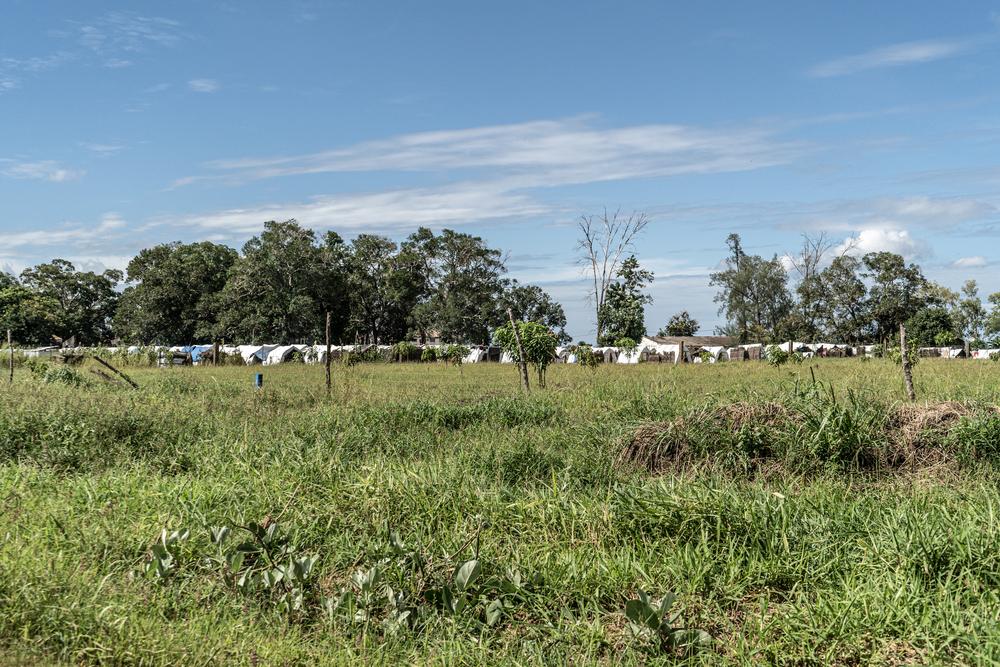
[3,1,1000,339]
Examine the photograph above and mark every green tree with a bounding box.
[494,320,558,387]
[217,220,349,342]
[956,280,986,344]
[598,255,652,345]
[346,235,418,344]
[817,255,870,344]
[0,283,60,345]
[415,229,506,344]
[861,252,927,343]
[657,311,698,337]
[499,280,569,344]
[985,292,1000,345]
[905,307,959,347]
[19,259,122,344]
[710,234,792,342]
[113,242,238,343]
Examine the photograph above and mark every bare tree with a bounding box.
[577,208,649,341]
[785,232,855,340]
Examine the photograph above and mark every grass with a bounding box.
[2,359,1000,664]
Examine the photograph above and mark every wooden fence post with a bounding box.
[7,330,12,383]
[506,308,530,393]
[900,323,916,402]
[325,312,332,396]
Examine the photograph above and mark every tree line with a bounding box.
[709,233,1000,347]
[0,220,570,347]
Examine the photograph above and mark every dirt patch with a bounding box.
[891,401,971,447]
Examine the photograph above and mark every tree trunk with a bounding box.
[507,308,530,393]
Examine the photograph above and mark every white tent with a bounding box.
[239,345,277,365]
[265,345,303,365]
[463,348,487,364]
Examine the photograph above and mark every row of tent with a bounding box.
[15,339,998,366]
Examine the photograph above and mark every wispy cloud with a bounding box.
[75,12,184,54]
[0,214,125,250]
[951,255,988,268]
[188,78,219,93]
[808,37,982,77]
[79,142,126,156]
[0,160,85,182]
[174,117,802,188]
[176,181,550,235]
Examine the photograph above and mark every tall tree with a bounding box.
[416,229,506,344]
[346,234,423,344]
[956,279,986,344]
[598,255,653,344]
[499,280,570,344]
[710,234,792,342]
[0,282,60,345]
[114,241,238,343]
[786,233,836,342]
[216,220,348,342]
[577,208,649,342]
[658,311,699,337]
[860,252,927,343]
[19,259,122,344]
[817,255,870,344]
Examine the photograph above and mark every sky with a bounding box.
[3,1,1000,340]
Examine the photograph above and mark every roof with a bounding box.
[643,335,738,347]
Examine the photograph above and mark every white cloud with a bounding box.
[951,256,988,268]
[76,12,184,54]
[836,227,929,260]
[0,214,125,249]
[0,160,85,182]
[188,78,219,93]
[870,195,995,227]
[177,117,802,187]
[808,37,978,77]
[178,182,550,235]
[103,58,132,68]
[79,142,126,155]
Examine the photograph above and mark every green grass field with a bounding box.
[2,359,1000,665]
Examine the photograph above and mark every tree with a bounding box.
[499,280,570,344]
[346,235,414,344]
[415,229,506,344]
[494,320,558,387]
[658,311,699,337]
[710,234,792,342]
[985,292,1000,345]
[956,280,986,344]
[0,283,60,345]
[861,252,927,343]
[216,220,349,342]
[817,255,870,344]
[906,307,960,347]
[19,259,122,344]
[113,242,238,343]
[598,255,653,345]
[786,233,838,342]
[577,208,649,342]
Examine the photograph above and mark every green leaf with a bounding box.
[486,599,503,626]
[454,559,481,591]
[625,598,660,631]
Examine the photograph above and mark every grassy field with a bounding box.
[2,359,1000,665]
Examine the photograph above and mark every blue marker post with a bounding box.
[254,372,263,390]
